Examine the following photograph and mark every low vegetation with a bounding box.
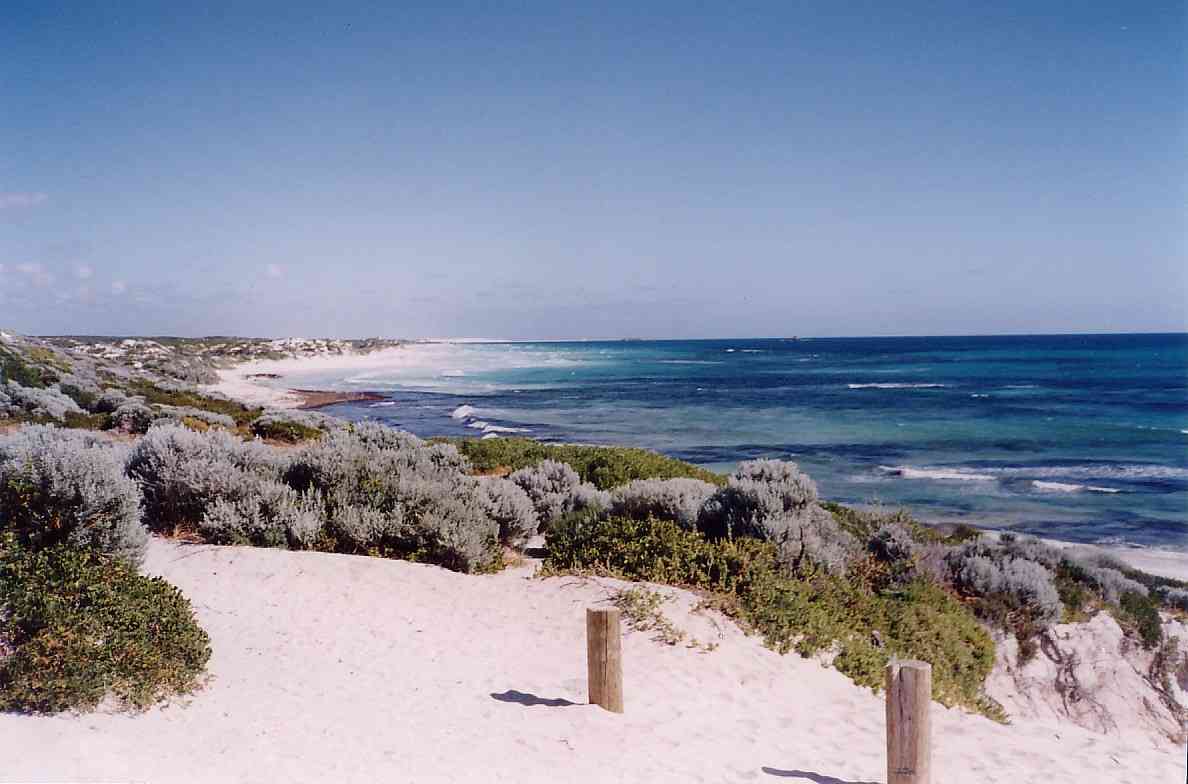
[448,437,724,489]
[0,538,211,714]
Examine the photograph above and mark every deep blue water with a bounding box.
[299,334,1188,548]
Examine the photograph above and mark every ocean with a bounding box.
[283,334,1188,549]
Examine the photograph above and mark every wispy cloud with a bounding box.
[14,263,53,287]
[265,263,284,279]
[0,192,48,210]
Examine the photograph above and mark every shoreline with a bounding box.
[202,350,1188,581]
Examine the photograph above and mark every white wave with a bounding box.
[1032,481,1083,493]
[740,349,764,353]
[480,432,499,440]
[724,349,735,353]
[481,424,531,434]
[987,464,1188,481]
[1032,481,1122,494]
[970,393,989,398]
[368,401,398,408]
[440,369,465,377]
[880,465,996,481]
[848,383,947,390]
[450,404,477,420]
[466,420,490,430]
[1182,429,1188,435]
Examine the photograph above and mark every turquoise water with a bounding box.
[310,334,1188,549]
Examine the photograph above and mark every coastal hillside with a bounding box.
[0,537,1181,784]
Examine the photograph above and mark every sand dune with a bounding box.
[0,539,1181,783]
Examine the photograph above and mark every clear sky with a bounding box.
[2,1,1185,339]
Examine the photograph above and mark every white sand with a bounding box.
[1,539,1182,783]
[204,347,417,409]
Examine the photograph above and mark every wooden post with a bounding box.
[586,608,623,713]
[885,660,931,784]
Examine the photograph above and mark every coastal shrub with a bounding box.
[1160,587,1188,612]
[126,379,261,426]
[2,382,84,422]
[155,405,237,430]
[199,485,324,549]
[698,460,855,574]
[250,409,335,443]
[698,459,820,540]
[94,388,129,413]
[126,424,283,533]
[610,477,718,530]
[544,513,999,717]
[284,425,499,572]
[109,401,156,434]
[868,522,918,564]
[1116,591,1162,650]
[56,378,100,411]
[0,538,210,713]
[946,541,1063,628]
[448,437,724,488]
[0,349,53,388]
[0,426,147,565]
[509,459,610,527]
[480,478,539,548]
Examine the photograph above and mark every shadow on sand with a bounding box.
[761,767,880,784]
[489,690,578,707]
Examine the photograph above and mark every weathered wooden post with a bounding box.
[885,659,931,784]
[586,607,623,713]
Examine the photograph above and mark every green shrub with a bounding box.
[448,437,723,489]
[0,538,211,713]
[0,349,54,389]
[250,417,323,444]
[544,513,999,717]
[126,380,261,426]
[1117,591,1162,650]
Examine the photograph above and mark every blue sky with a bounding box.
[2,1,1185,338]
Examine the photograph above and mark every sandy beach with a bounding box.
[0,538,1182,784]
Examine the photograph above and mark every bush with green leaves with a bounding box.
[199,485,325,549]
[155,405,237,430]
[544,513,999,717]
[94,388,130,413]
[868,522,918,564]
[0,426,147,566]
[448,437,724,489]
[0,538,210,713]
[250,409,336,443]
[509,459,610,527]
[609,477,718,530]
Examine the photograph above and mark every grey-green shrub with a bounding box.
[869,522,918,563]
[697,459,854,573]
[1159,587,1188,611]
[947,541,1062,625]
[110,401,156,433]
[698,459,820,540]
[2,381,83,421]
[94,388,129,414]
[200,485,324,548]
[126,423,283,532]
[480,478,539,548]
[155,405,236,430]
[0,425,147,565]
[610,477,718,530]
[284,425,498,571]
[509,459,610,526]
